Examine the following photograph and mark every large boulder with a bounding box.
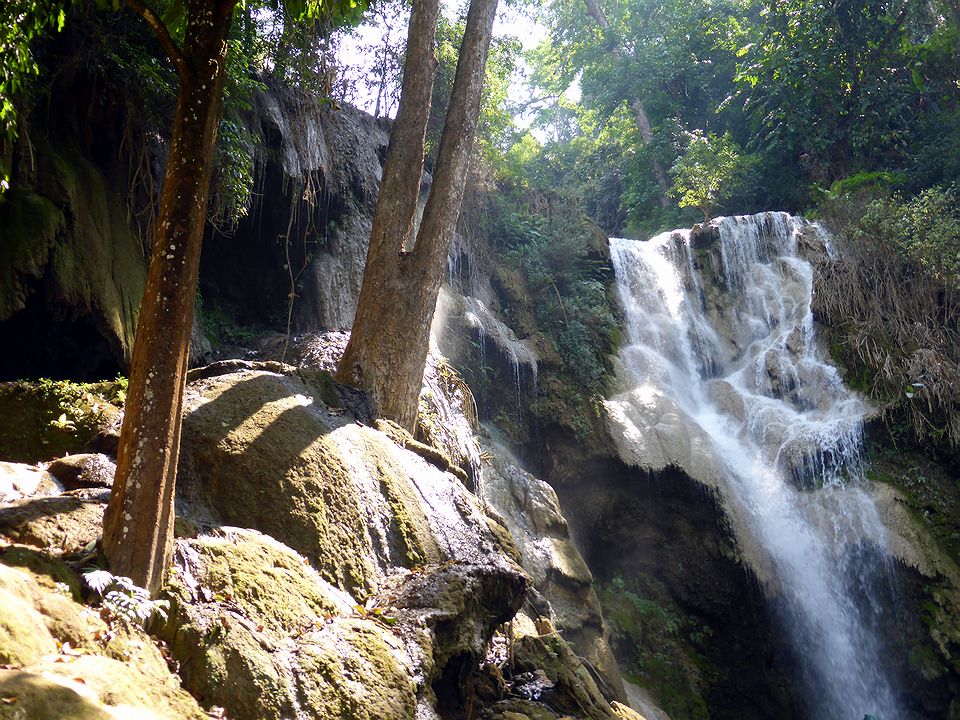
[161,527,526,720]
[177,367,512,596]
[168,366,534,718]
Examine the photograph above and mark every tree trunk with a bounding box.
[102,0,234,595]
[582,0,671,206]
[337,0,500,430]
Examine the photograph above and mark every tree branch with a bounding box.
[874,2,910,57]
[124,0,186,78]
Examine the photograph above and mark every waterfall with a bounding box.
[606,213,902,719]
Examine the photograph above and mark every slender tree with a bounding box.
[101,0,364,594]
[336,0,500,429]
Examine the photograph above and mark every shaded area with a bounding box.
[530,441,806,720]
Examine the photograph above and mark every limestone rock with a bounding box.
[161,528,462,720]
[499,613,618,720]
[0,495,103,555]
[0,141,148,375]
[478,440,625,701]
[0,461,60,502]
[389,561,527,676]
[46,453,115,490]
[0,556,205,720]
[605,393,719,491]
[178,368,508,596]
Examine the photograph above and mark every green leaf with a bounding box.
[911,68,924,91]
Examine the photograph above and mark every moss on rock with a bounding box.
[296,619,417,720]
[162,529,421,720]
[0,585,59,665]
[0,555,205,719]
[0,191,64,319]
[166,530,349,635]
[179,371,380,594]
[0,670,115,720]
[0,379,123,464]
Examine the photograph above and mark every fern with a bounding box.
[83,569,169,625]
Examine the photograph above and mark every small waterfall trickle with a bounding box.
[463,296,538,410]
[606,212,903,719]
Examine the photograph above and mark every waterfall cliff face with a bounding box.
[607,213,902,719]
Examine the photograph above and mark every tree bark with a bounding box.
[102,0,234,595]
[337,0,500,430]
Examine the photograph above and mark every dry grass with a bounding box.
[813,232,960,447]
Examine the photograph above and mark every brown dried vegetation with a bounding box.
[813,230,960,448]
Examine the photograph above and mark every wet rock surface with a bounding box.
[479,439,624,697]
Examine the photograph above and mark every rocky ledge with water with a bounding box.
[0,350,646,720]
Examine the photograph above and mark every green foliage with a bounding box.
[0,0,69,192]
[498,203,616,399]
[198,301,268,347]
[669,130,751,222]
[723,0,958,197]
[520,0,960,228]
[855,185,960,288]
[35,376,126,422]
[825,171,906,200]
[523,0,748,231]
[814,192,960,449]
[428,12,521,169]
[83,569,170,625]
[599,576,713,720]
[476,193,618,445]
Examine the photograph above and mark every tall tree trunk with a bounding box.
[102,0,234,595]
[337,0,499,430]
[582,0,671,206]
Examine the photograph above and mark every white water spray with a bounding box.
[607,213,901,719]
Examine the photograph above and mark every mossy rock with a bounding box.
[510,631,614,720]
[165,530,350,635]
[0,380,123,464]
[0,556,204,719]
[0,585,59,665]
[0,546,83,597]
[0,670,115,720]
[480,699,567,720]
[179,371,386,594]
[0,191,64,322]
[0,495,104,556]
[162,529,420,720]
[178,369,503,596]
[295,619,417,720]
[167,615,294,720]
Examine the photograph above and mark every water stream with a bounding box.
[606,213,901,719]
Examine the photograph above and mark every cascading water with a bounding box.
[606,213,902,719]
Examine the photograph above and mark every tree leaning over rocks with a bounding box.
[101,0,365,595]
[336,0,500,430]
